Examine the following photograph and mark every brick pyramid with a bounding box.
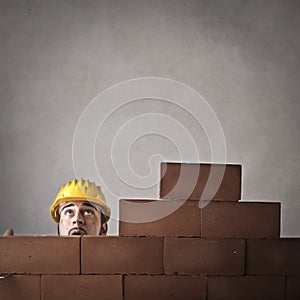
[0,162,299,300]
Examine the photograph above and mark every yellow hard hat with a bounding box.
[50,178,111,223]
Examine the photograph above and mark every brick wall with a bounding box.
[1,163,299,299]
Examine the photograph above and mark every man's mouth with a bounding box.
[68,227,87,236]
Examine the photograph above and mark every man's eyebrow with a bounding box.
[81,203,98,210]
[61,203,75,212]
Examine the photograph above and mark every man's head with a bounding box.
[50,179,111,236]
[58,201,107,236]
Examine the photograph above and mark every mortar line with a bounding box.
[200,199,203,237]
[244,238,247,275]
[284,274,287,300]
[204,274,208,300]
[79,236,82,274]
[122,274,125,300]
[162,237,165,275]
[40,274,42,300]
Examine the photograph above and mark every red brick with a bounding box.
[207,275,285,300]
[119,200,201,237]
[0,275,40,300]
[164,238,245,275]
[42,275,122,300]
[202,201,280,238]
[81,236,163,274]
[246,238,300,274]
[160,163,241,201]
[0,236,80,274]
[124,275,206,300]
[286,276,300,300]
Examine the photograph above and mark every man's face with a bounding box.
[58,201,105,236]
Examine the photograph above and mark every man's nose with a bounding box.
[72,211,84,225]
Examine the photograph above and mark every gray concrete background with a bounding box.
[1,0,299,236]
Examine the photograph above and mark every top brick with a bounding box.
[160,163,242,201]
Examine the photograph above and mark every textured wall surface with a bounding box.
[0,0,299,236]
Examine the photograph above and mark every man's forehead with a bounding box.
[59,201,99,211]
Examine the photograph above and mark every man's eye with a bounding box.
[65,209,74,216]
[83,209,93,216]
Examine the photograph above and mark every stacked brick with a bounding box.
[0,162,300,299]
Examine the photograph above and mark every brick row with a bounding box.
[1,237,300,276]
[1,275,299,300]
[119,200,280,238]
[160,162,242,200]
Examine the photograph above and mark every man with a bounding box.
[50,178,111,236]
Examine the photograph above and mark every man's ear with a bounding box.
[100,223,108,236]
